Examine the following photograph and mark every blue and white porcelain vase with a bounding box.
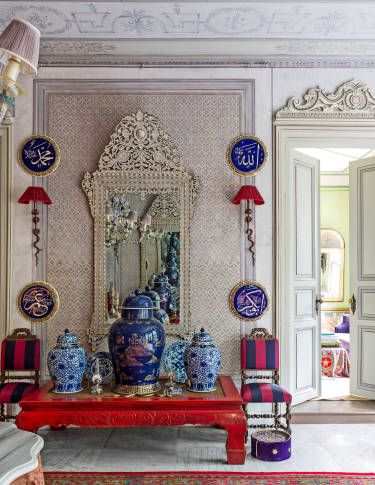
[165,248,179,287]
[153,274,172,312]
[47,329,87,393]
[108,289,165,395]
[161,340,189,384]
[142,285,169,326]
[184,328,221,392]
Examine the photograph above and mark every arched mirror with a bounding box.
[321,228,345,302]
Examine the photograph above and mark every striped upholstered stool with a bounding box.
[0,328,40,421]
[241,328,291,437]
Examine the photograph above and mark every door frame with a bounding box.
[274,80,375,393]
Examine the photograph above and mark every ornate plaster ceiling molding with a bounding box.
[3,2,375,65]
[1,2,375,40]
[276,80,375,119]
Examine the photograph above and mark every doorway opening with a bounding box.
[295,147,375,401]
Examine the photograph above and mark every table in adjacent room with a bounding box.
[16,375,247,465]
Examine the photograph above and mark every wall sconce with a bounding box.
[0,18,40,123]
[18,186,52,266]
[232,185,264,265]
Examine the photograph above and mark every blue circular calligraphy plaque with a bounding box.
[18,135,60,177]
[226,135,268,176]
[17,281,60,323]
[229,281,270,321]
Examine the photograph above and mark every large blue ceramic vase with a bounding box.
[47,329,87,393]
[184,328,221,392]
[108,289,165,395]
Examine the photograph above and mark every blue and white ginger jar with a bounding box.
[184,328,221,392]
[47,329,87,393]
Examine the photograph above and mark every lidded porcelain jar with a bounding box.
[142,285,169,326]
[184,328,221,392]
[165,249,179,287]
[47,329,87,393]
[153,274,172,312]
[108,289,165,395]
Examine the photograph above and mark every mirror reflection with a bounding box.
[105,192,180,325]
[321,228,344,302]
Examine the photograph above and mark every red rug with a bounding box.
[43,471,375,485]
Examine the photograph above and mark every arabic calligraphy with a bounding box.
[233,284,269,319]
[21,286,55,318]
[19,135,60,177]
[230,137,265,175]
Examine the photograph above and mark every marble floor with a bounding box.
[39,424,375,472]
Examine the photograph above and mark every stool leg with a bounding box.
[274,403,280,429]
[286,403,291,434]
[0,403,6,421]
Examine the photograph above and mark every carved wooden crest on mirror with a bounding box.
[82,110,200,348]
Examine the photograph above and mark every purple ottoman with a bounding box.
[251,429,291,461]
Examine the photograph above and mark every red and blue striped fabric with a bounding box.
[241,382,292,403]
[0,382,38,403]
[1,338,40,370]
[240,337,279,370]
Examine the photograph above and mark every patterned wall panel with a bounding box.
[47,92,243,374]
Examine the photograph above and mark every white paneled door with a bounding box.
[349,157,375,399]
[288,150,321,405]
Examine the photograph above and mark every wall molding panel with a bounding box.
[35,78,254,375]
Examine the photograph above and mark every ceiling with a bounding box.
[296,147,375,173]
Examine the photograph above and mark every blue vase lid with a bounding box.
[142,285,161,309]
[121,289,154,319]
[56,329,80,347]
[192,328,214,344]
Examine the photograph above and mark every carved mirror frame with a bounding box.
[82,110,199,348]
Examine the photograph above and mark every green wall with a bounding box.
[320,187,349,311]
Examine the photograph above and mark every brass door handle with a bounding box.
[316,297,323,315]
[349,294,357,315]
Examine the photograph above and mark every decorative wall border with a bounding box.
[2,3,375,65]
[0,124,12,340]
[2,2,375,41]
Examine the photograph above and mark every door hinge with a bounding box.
[349,294,357,315]
[315,297,323,315]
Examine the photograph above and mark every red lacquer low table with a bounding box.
[16,375,247,465]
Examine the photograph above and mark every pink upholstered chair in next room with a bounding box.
[0,328,40,420]
[241,328,292,437]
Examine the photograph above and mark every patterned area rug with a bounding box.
[43,471,375,484]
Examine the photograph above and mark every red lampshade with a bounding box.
[18,186,52,205]
[232,185,264,205]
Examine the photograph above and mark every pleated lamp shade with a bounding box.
[18,186,52,205]
[0,18,40,76]
[232,185,265,205]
